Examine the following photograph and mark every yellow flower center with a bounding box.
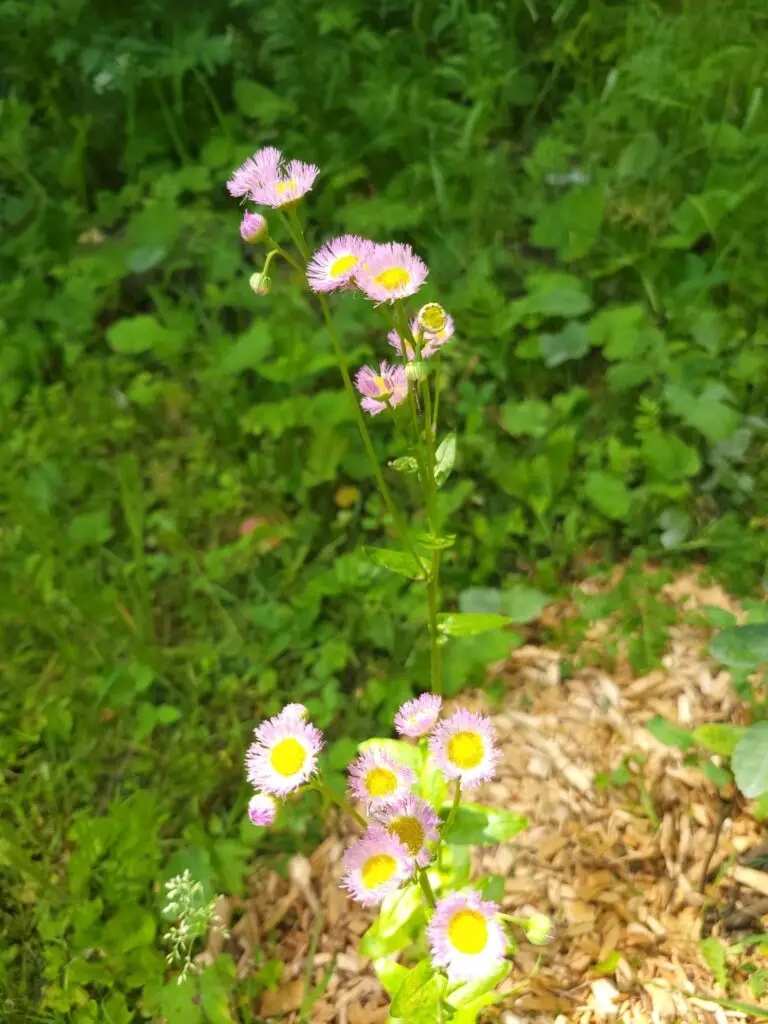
[447,731,484,770]
[365,767,398,797]
[329,253,358,278]
[375,267,410,291]
[420,303,447,332]
[361,854,397,889]
[388,816,425,856]
[448,909,489,955]
[276,179,296,194]
[270,737,307,776]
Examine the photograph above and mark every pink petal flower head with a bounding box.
[245,712,323,796]
[372,794,440,867]
[306,235,374,293]
[341,824,414,906]
[355,242,428,303]
[250,157,319,209]
[278,703,309,722]
[228,146,283,198]
[428,708,498,788]
[388,312,453,362]
[394,693,442,738]
[348,746,416,810]
[248,792,277,827]
[240,211,268,243]
[354,361,408,416]
[427,890,508,983]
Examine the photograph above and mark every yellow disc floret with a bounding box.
[329,254,358,278]
[365,767,398,797]
[361,853,397,889]
[270,737,307,776]
[447,731,484,770]
[388,816,425,856]
[448,909,489,955]
[375,267,410,291]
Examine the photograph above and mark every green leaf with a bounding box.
[359,738,423,772]
[210,323,273,377]
[389,456,419,474]
[443,803,527,845]
[199,956,236,1024]
[642,433,701,481]
[373,959,408,998]
[710,624,768,669]
[524,273,593,318]
[733,722,768,798]
[157,978,204,1024]
[700,937,728,990]
[390,960,441,1019]
[233,80,297,122]
[540,321,591,367]
[646,716,695,751]
[693,724,748,758]
[102,906,156,955]
[448,960,511,1019]
[583,471,631,520]
[500,584,550,624]
[416,532,456,551]
[435,433,457,487]
[439,613,511,637]
[459,588,502,615]
[499,399,550,438]
[360,884,424,959]
[364,547,426,580]
[530,185,605,261]
[107,314,174,355]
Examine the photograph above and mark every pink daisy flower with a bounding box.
[428,708,498,788]
[341,825,413,906]
[240,211,268,243]
[245,711,323,796]
[354,362,408,416]
[306,235,374,293]
[348,746,416,810]
[394,693,442,738]
[248,793,277,827]
[250,158,319,208]
[227,146,282,198]
[355,242,428,303]
[427,890,508,983]
[387,314,454,362]
[373,794,440,867]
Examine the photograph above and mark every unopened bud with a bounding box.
[249,271,271,296]
[524,913,553,946]
[240,211,268,243]
[417,302,448,335]
[248,793,277,827]
[405,360,427,382]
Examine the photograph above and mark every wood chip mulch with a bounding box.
[206,572,768,1022]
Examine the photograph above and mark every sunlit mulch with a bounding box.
[209,572,768,1022]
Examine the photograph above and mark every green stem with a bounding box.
[442,781,461,839]
[315,780,367,829]
[417,867,436,909]
[419,369,443,696]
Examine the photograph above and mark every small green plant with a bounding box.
[163,871,228,984]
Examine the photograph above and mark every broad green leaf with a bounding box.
[584,471,631,520]
[390,960,441,1019]
[443,803,527,845]
[102,906,156,954]
[359,738,423,772]
[646,716,695,751]
[157,978,204,1024]
[642,433,700,481]
[389,456,419,474]
[499,399,550,438]
[699,937,728,990]
[361,885,424,959]
[373,959,408,997]
[439,613,511,637]
[500,584,550,624]
[364,547,426,580]
[459,588,502,615]
[693,724,748,758]
[200,956,237,1024]
[449,960,511,1018]
[540,321,591,367]
[710,624,768,669]
[524,273,593,318]
[435,433,457,487]
[107,314,174,355]
[733,722,768,798]
[210,323,273,376]
[416,532,456,551]
[530,185,604,261]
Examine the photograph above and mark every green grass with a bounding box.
[3,0,768,1019]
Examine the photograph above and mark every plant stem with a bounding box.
[442,781,461,839]
[315,780,367,829]
[417,868,436,909]
[419,371,443,696]
[282,209,428,575]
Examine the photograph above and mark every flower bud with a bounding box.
[249,271,271,296]
[417,302,448,335]
[524,913,553,946]
[405,360,427,382]
[248,793,277,827]
[240,211,268,243]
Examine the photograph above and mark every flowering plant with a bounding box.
[230,146,550,1019]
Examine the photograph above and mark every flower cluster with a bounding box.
[244,695,518,982]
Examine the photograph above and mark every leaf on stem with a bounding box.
[438,613,511,637]
[364,547,427,580]
[434,433,457,487]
